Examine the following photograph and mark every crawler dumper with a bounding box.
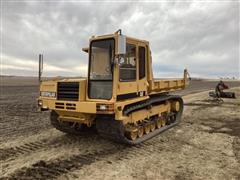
[38,30,189,144]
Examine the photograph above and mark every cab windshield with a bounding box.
[89,39,114,80]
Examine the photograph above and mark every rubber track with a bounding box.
[97,95,184,145]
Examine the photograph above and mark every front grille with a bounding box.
[66,103,76,110]
[55,102,76,110]
[57,82,79,101]
[55,102,64,109]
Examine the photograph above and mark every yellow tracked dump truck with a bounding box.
[38,30,189,144]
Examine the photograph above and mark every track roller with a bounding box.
[150,121,156,132]
[144,123,151,134]
[137,126,144,138]
[156,118,162,129]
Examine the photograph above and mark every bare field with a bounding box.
[0,79,240,180]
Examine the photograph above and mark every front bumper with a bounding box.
[37,98,115,114]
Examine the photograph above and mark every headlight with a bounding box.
[99,104,107,111]
[96,103,114,113]
[40,91,56,98]
[38,99,43,106]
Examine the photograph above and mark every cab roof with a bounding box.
[82,31,149,53]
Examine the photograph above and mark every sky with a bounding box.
[0,0,239,79]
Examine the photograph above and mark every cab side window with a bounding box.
[119,44,136,81]
[139,46,145,79]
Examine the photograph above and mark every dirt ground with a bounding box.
[0,79,240,180]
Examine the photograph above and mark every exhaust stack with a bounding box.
[39,54,43,82]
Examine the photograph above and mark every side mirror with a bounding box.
[117,35,126,55]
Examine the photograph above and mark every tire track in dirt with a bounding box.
[59,137,174,179]
[2,147,122,179]
[0,111,51,142]
[2,134,174,179]
[0,133,99,161]
[0,141,48,161]
[0,132,153,162]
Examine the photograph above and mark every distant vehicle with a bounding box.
[38,30,190,144]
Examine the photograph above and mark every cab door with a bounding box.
[116,39,138,101]
[137,43,148,97]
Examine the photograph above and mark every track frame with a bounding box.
[96,95,184,145]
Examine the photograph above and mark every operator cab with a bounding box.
[86,30,149,101]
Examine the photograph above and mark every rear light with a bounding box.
[96,103,114,113]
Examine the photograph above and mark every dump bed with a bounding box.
[149,69,189,94]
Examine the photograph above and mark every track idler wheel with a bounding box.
[125,127,138,140]
[128,131,138,140]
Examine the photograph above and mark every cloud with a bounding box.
[1,54,87,76]
[1,1,239,78]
